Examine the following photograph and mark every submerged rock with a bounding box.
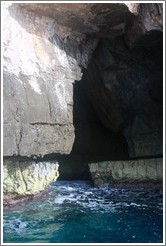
[89,158,163,187]
[3,159,59,196]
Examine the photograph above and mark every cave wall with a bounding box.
[81,32,163,158]
[71,79,129,158]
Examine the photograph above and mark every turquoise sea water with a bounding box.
[3,181,163,243]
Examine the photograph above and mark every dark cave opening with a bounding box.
[58,69,129,181]
[7,30,162,182]
[4,30,162,183]
[71,80,129,159]
[58,29,163,181]
[58,77,129,180]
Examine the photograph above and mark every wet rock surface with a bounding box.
[3,159,59,196]
[89,158,163,188]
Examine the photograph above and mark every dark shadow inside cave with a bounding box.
[58,73,129,181]
[58,30,163,181]
[6,30,162,182]
[14,30,162,181]
[71,79,129,159]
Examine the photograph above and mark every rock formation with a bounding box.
[81,31,163,158]
[89,158,162,187]
[3,3,97,157]
[3,159,59,196]
[3,2,163,197]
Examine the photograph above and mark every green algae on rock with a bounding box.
[89,158,163,187]
[3,159,59,196]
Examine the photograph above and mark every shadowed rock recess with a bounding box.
[3,3,163,202]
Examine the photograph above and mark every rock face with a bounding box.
[81,32,163,158]
[3,159,59,196]
[18,3,133,39]
[125,3,163,46]
[3,3,97,157]
[89,158,163,187]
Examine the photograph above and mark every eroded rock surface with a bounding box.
[19,3,163,41]
[89,158,163,187]
[3,159,59,196]
[126,3,163,46]
[18,3,133,39]
[81,32,162,158]
[3,3,97,157]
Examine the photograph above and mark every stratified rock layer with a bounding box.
[3,159,59,196]
[89,158,163,187]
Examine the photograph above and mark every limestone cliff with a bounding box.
[3,3,163,197]
[3,3,163,158]
[89,158,162,188]
[3,3,98,157]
